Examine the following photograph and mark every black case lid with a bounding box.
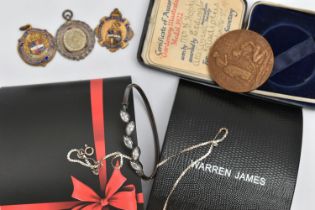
[148,79,302,210]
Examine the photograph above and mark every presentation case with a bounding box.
[138,0,315,107]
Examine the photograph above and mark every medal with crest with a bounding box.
[95,9,134,52]
[56,10,95,61]
[18,25,56,66]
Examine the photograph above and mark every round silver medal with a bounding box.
[56,10,95,60]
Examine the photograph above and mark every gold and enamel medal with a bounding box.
[56,10,95,60]
[18,25,56,66]
[95,9,134,52]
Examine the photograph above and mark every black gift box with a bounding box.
[148,79,302,210]
[0,76,143,209]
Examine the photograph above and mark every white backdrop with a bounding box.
[0,0,314,209]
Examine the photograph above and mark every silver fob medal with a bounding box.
[56,10,95,61]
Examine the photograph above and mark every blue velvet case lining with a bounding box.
[248,4,315,101]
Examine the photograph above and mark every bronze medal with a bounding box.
[18,25,56,67]
[95,9,134,52]
[208,30,274,93]
[56,10,95,60]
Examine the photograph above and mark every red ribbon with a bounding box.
[1,169,138,210]
[0,79,144,210]
[90,79,107,190]
[71,167,137,210]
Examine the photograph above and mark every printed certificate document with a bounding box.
[141,0,246,81]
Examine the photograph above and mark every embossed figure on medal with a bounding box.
[208,30,274,93]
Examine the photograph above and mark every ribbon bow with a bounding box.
[71,168,137,210]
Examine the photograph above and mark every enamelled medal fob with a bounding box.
[18,25,56,67]
[56,10,95,60]
[95,9,134,53]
